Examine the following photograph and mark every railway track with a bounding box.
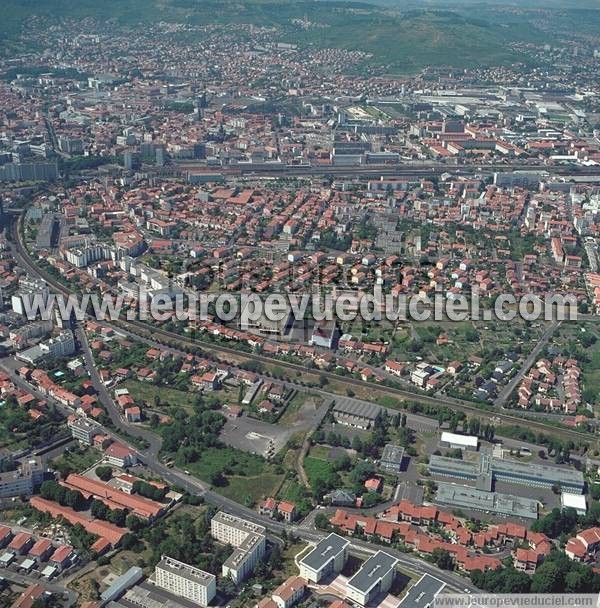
[9,214,593,445]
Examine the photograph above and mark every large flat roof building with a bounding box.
[211,511,266,584]
[100,566,144,604]
[154,555,216,607]
[561,492,587,515]
[440,432,479,451]
[397,573,446,608]
[492,457,584,493]
[332,400,382,430]
[0,458,47,499]
[429,454,584,494]
[380,444,405,475]
[122,581,206,608]
[298,533,349,583]
[435,482,539,520]
[429,454,479,481]
[67,416,101,445]
[346,551,399,607]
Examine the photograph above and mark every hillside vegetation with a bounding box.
[0,0,578,71]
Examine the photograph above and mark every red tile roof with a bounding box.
[50,545,73,564]
[64,473,163,519]
[90,537,111,555]
[278,501,296,514]
[9,532,32,551]
[29,538,53,557]
[30,496,125,546]
[11,583,46,608]
[0,525,12,542]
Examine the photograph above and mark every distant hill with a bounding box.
[0,0,572,72]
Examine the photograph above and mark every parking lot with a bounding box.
[219,414,294,458]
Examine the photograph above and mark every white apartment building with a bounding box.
[154,555,216,607]
[11,278,49,316]
[67,416,101,445]
[42,330,76,358]
[65,243,111,268]
[0,459,48,499]
[298,533,349,583]
[346,551,399,607]
[211,511,266,584]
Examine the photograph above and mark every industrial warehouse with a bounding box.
[435,482,540,520]
[428,453,585,494]
[332,400,382,430]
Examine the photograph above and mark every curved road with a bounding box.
[5,212,585,597]
[8,213,590,445]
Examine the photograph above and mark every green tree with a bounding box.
[530,562,562,593]
[431,548,454,570]
[91,499,108,520]
[96,466,113,482]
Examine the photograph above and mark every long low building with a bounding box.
[440,431,479,451]
[428,454,584,494]
[298,533,349,583]
[346,551,399,607]
[435,482,539,520]
[30,496,125,546]
[332,400,382,430]
[492,458,585,493]
[63,473,164,520]
[100,566,144,604]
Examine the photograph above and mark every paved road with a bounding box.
[0,569,78,606]
[75,325,163,459]
[3,213,574,596]
[493,320,561,407]
[9,215,592,445]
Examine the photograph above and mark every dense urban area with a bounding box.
[0,0,600,607]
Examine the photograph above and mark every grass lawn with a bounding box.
[585,349,600,399]
[109,546,153,575]
[279,541,307,578]
[308,445,331,460]
[218,473,284,507]
[276,478,313,515]
[122,380,194,411]
[51,446,103,475]
[177,446,266,477]
[177,446,284,506]
[277,479,305,503]
[303,455,337,488]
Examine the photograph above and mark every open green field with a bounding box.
[218,473,284,505]
[176,446,284,506]
[304,455,338,488]
[122,380,194,411]
[51,446,103,477]
[387,318,546,366]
